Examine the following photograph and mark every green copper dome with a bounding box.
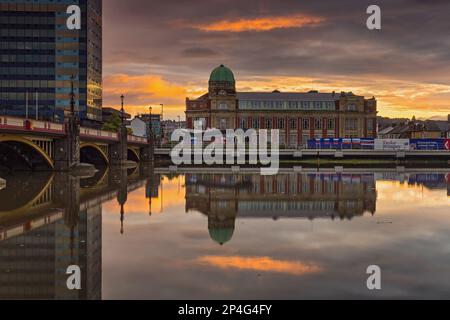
[209,227,235,246]
[209,64,235,83]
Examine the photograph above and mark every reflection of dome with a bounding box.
[209,227,234,246]
[209,65,235,83]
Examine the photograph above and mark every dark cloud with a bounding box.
[104,0,450,83]
[102,0,450,118]
[181,47,220,58]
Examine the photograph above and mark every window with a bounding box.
[218,118,228,130]
[289,118,297,130]
[347,104,357,112]
[315,118,322,130]
[345,118,358,130]
[266,118,273,129]
[240,117,247,129]
[289,134,297,147]
[302,119,310,130]
[367,119,374,132]
[218,103,228,110]
[278,118,285,129]
[253,118,260,129]
[328,119,335,130]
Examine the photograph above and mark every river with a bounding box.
[0,168,449,299]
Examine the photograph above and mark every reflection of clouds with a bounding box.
[102,176,186,215]
[377,181,450,212]
[196,255,322,276]
[102,177,450,299]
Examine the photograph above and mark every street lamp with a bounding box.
[160,104,164,121]
[70,75,75,117]
[120,94,125,125]
[148,106,153,138]
[177,116,181,129]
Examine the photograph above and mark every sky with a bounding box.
[102,0,450,120]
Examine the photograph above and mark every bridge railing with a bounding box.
[0,116,64,134]
[127,135,148,144]
[80,127,119,141]
[0,116,151,145]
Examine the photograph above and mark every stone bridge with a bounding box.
[0,115,154,171]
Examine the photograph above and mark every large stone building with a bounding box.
[186,65,378,147]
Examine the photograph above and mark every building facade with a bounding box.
[128,114,162,146]
[186,65,378,147]
[0,0,102,125]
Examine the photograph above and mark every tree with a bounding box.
[102,113,133,135]
[102,113,121,132]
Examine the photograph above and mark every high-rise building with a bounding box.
[0,0,102,125]
[186,65,378,147]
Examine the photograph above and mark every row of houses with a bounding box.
[378,116,450,139]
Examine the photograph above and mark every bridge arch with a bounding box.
[80,143,109,166]
[0,135,54,169]
[127,148,140,163]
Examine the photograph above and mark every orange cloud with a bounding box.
[193,14,325,32]
[103,74,200,119]
[196,256,322,276]
[236,76,450,119]
[103,72,450,120]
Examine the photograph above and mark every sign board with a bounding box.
[410,139,446,151]
[374,139,410,151]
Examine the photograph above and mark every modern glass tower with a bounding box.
[0,0,102,125]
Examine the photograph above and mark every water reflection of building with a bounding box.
[0,204,102,300]
[185,173,377,245]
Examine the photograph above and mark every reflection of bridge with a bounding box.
[0,166,158,300]
[0,115,154,170]
[0,167,155,242]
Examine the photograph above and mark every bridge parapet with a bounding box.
[1,116,155,169]
[0,116,64,135]
[80,127,119,142]
[128,135,147,145]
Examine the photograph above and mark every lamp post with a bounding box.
[148,106,153,137]
[178,115,181,129]
[160,104,164,121]
[70,75,75,117]
[120,94,125,125]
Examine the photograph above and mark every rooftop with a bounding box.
[237,91,339,101]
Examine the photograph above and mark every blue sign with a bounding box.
[410,139,446,150]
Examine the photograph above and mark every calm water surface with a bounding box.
[0,167,449,299]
